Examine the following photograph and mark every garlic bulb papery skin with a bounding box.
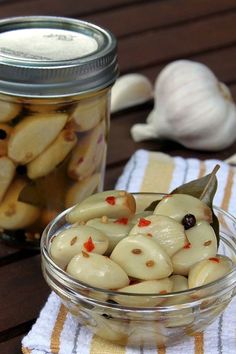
[111,73,153,113]
[131,60,236,151]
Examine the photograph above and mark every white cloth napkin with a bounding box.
[22,150,236,354]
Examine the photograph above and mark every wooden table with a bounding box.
[1,1,236,353]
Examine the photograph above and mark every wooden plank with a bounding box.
[0,255,49,332]
[0,0,143,18]
[84,0,236,38]
[107,98,236,166]
[0,335,23,354]
[138,45,236,85]
[117,10,236,72]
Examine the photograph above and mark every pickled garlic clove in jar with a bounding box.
[129,214,186,257]
[0,100,21,122]
[110,234,173,280]
[172,220,217,276]
[0,178,40,229]
[66,190,136,223]
[67,121,106,181]
[188,255,234,289]
[27,128,77,179]
[67,251,129,289]
[8,112,68,164]
[154,194,212,224]
[50,225,109,268]
[0,123,13,157]
[69,94,107,132]
[65,173,101,209]
[0,157,16,202]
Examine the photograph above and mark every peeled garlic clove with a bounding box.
[87,216,133,254]
[27,129,77,179]
[67,121,105,181]
[0,157,16,202]
[164,275,189,306]
[0,124,13,157]
[66,190,136,224]
[129,214,186,257]
[67,252,129,289]
[188,255,234,289]
[172,221,217,276]
[50,225,109,269]
[65,173,101,208]
[0,100,21,122]
[154,193,212,224]
[111,74,153,113]
[69,94,107,132]
[0,178,40,229]
[115,279,173,307]
[110,234,173,280]
[8,113,68,164]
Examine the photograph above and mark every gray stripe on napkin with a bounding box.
[217,314,223,354]
[72,324,81,354]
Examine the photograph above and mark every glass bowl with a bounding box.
[41,193,236,348]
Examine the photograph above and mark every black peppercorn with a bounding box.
[0,129,7,139]
[16,165,27,175]
[182,213,196,230]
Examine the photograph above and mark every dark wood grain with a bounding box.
[0,335,23,354]
[0,255,49,333]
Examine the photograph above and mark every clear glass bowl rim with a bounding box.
[41,192,236,299]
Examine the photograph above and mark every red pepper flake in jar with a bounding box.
[147,232,153,237]
[114,217,128,225]
[77,157,84,165]
[183,242,191,249]
[83,236,95,252]
[138,218,151,227]
[105,196,116,205]
[159,290,168,295]
[209,257,220,263]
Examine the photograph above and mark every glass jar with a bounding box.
[0,16,118,248]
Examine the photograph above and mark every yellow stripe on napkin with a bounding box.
[50,304,68,353]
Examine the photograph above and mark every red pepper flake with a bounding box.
[159,290,168,295]
[209,257,220,263]
[138,218,151,227]
[183,242,191,249]
[77,157,84,165]
[82,250,90,258]
[105,196,116,205]
[83,236,95,252]
[114,217,128,225]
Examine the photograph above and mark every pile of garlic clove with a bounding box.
[127,60,236,151]
[50,190,234,306]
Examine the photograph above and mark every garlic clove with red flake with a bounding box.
[188,255,234,289]
[50,225,109,269]
[66,190,136,223]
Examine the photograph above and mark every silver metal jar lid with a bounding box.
[0,16,118,97]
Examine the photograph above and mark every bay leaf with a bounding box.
[145,165,220,246]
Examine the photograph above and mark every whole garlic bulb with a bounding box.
[131,60,236,151]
